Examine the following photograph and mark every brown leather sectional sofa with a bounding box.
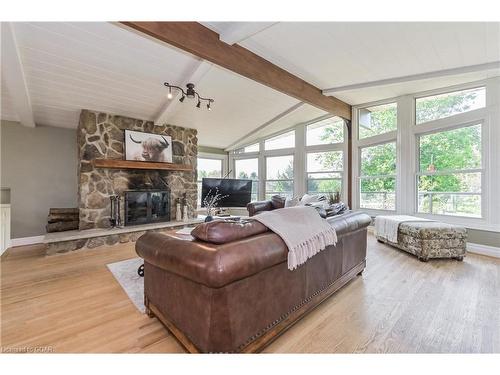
[136,201,371,353]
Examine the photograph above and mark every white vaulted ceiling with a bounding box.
[2,21,500,149]
[165,65,299,148]
[6,22,199,127]
[237,22,500,91]
[0,22,301,148]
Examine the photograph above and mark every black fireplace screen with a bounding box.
[124,190,170,226]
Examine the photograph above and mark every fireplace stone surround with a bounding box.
[78,109,198,230]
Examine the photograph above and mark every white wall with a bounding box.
[0,120,78,238]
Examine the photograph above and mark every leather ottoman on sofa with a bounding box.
[136,211,371,353]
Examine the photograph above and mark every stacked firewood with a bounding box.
[46,208,79,233]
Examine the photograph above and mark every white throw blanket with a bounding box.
[375,215,433,243]
[252,206,337,270]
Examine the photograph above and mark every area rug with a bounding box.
[107,257,145,313]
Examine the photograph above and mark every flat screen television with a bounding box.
[201,178,253,208]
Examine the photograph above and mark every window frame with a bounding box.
[353,98,399,215]
[415,121,484,218]
[306,116,345,146]
[410,82,491,229]
[414,85,486,126]
[233,156,260,202]
[228,114,349,203]
[357,101,398,140]
[264,129,296,151]
[304,116,347,198]
[306,150,344,196]
[233,142,260,154]
[264,154,295,199]
[352,78,497,231]
[358,139,397,211]
[196,152,228,208]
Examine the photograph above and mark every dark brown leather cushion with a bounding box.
[247,200,272,217]
[191,220,269,244]
[271,195,286,209]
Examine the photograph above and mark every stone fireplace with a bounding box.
[77,109,197,230]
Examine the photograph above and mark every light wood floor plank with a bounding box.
[1,233,499,353]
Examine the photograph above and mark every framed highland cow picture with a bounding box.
[124,130,173,163]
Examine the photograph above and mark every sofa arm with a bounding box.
[326,211,371,237]
[247,200,272,217]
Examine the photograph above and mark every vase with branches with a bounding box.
[202,187,228,222]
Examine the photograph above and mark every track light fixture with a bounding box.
[164,82,214,110]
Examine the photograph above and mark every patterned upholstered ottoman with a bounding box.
[377,221,467,262]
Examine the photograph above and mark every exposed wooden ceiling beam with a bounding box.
[154,60,213,124]
[203,22,278,45]
[1,23,35,128]
[120,22,351,120]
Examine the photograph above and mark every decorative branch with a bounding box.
[202,187,228,216]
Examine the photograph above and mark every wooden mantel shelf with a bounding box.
[92,159,192,171]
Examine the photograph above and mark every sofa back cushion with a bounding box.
[191,219,269,244]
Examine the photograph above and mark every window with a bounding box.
[307,151,343,195]
[417,124,482,217]
[243,143,259,153]
[265,155,294,199]
[306,117,344,145]
[234,142,259,154]
[359,142,396,210]
[416,87,486,125]
[352,79,498,229]
[234,158,259,202]
[358,102,397,139]
[197,158,222,205]
[264,131,295,150]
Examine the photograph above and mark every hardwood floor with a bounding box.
[1,233,499,353]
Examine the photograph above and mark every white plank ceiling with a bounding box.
[238,22,500,90]
[2,22,499,148]
[0,22,299,148]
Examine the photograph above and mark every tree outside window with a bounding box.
[265,155,293,199]
[235,158,259,201]
[197,158,222,205]
[418,124,482,217]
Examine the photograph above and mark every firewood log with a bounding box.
[49,208,79,215]
[47,213,79,223]
[46,220,79,233]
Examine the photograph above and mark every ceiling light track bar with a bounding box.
[164,82,214,110]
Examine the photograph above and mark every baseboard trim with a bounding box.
[467,243,500,259]
[9,235,44,248]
